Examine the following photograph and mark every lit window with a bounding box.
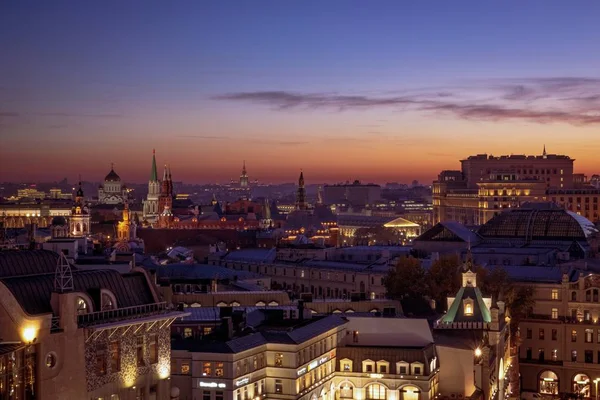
[137,336,145,367]
[275,353,283,367]
[181,361,190,375]
[551,308,558,319]
[463,298,474,316]
[149,334,158,364]
[101,293,115,310]
[183,328,192,338]
[110,341,120,372]
[275,380,283,393]
[77,297,89,315]
[203,362,212,376]
[216,362,224,377]
[551,289,559,300]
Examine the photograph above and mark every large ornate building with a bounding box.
[0,250,187,399]
[97,164,128,204]
[143,150,161,223]
[433,149,600,225]
[434,259,512,400]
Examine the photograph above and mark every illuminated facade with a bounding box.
[0,201,72,228]
[171,313,441,400]
[518,269,600,399]
[69,180,91,237]
[432,150,599,225]
[433,259,511,400]
[0,250,187,399]
[98,164,128,204]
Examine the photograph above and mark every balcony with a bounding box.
[77,302,170,328]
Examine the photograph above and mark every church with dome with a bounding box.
[97,164,128,204]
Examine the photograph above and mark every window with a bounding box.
[551,308,558,319]
[363,360,375,373]
[253,356,257,370]
[102,293,115,310]
[77,297,89,315]
[552,329,558,341]
[366,384,386,400]
[585,351,594,364]
[275,380,283,393]
[526,347,532,360]
[183,328,192,338]
[96,344,107,375]
[463,299,474,316]
[203,362,212,376]
[110,341,120,372]
[572,330,578,342]
[538,348,545,361]
[572,350,578,362]
[573,374,591,397]
[204,391,212,400]
[340,359,352,372]
[216,392,224,400]
[539,370,559,395]
[275,353,283,367]
[551,289,559,300]
[181,361,190,374]
[586,329,593,343]
[376,360,389,374]
[340,384,354,398]
[572,291,577,301]
[552,349,558,361]
[137,336,145,367]
[45,352,57,368]
[526,328,532,339]
[149,334,158,364]
[216,362,224,377]
[397,362,409,375]
[539,329,545,340]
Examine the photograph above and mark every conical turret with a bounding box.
[150,149,158,182]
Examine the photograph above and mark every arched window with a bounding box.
[366,384,386,400]
[401,386,420,400]
[231,301,240,307]
[340,383,354,399]
[76,297,89,315]
[572,291,577,301]
[573,374,591,398]
[539,370,559,395]
[101,293,115,310]
[76,223,81,232]
[256,301,266,307]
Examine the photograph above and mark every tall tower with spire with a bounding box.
[143,149,161,223]
[296,171,307,211]
[158,164,174,226]
[70,179,90,237]
[240,161,249,188]
[543,144,547,159]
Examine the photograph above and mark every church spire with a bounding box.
[150,149,158,182]
[543,144,547,158]
[296,170,307,210]
[162,164,168,181]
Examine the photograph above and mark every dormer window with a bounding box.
[463,298,474,316]
[77,297,89,315]
[101,293,116,311]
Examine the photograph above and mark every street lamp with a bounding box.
[593,378,599,400]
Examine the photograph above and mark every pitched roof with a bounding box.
[440,286,491,324]
[0,250,59,278]
[415,221,481,243]
[1,270,155,315]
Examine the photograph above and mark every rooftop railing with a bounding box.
[77,302,169,327]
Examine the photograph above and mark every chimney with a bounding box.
[496,301,505,316]
[222,317,234,340]
[298,300,305,321]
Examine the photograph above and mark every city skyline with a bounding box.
[1,1,599,183]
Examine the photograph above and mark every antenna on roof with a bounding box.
[54,252,74,293]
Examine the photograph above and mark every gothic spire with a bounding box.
[543,144,547,157]
[296,170,307,210]
[150,149,158,182]
[163,164,168,181]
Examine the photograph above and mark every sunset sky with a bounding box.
[1,1,599,184]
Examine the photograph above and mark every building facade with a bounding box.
[433,150,600,225]
[0,250,187,400]
[98,165,128,204]
[519,269,600,399]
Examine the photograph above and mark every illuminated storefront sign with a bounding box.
[236,377,250,387]
[297,351,336,377]
[199,382,226,389]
